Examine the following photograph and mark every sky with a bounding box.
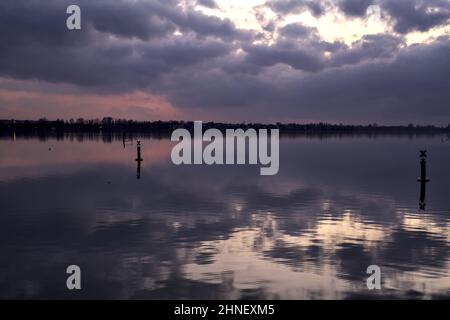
[0,0,449,124]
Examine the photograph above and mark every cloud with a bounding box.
[85,0,177,40]
[243,40,325,72]
[0,30,232,91]
[197,0,219,9]
[278,22,319,38]
[153,37,450,124]
[337,0,374,17]
[267,0,327,17]
[328,34,404,67]
[380,0,450,34]
[0,0,449,123]
[0,0,249,43]
[336,0,450,33]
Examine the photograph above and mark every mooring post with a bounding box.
[418,150,429,210]
[136,140,143,179]
[136,141,143,161]
[418,150,430,183]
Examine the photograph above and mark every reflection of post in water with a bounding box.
[136,140,143,179]
[123,131,133,148]
[417,150,430,210]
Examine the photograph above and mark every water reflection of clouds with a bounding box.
[0,137,449,299]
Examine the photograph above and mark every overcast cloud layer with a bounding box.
[0,0,449,124]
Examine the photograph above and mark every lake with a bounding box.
[0,134,449,299]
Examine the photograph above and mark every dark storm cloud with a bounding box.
[84,0,177,41]
[278,23,319,39]
[244,41,325,72]
[197,0,219,9]
[234,24,342,73]
[85,0,250,41]
[336,0,450,34]
[156,37,450,123]
[0,0,248,43]
[166,9,251,41]
[329,34,404,67]
[380,0,450,34]
[278,23,347,53]
[0,0,173,45]
[0,0,237,90]
[279,37,450,122]
[0,0,89,46]
[0,34,231,91]
[0,0,450,123]
[337,0,374,17]
[267,0,326,17]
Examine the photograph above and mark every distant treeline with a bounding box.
[1,118,450,140]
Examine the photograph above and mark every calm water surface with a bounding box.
[0,135,449,299]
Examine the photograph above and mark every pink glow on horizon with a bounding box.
[0,80,184,121]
